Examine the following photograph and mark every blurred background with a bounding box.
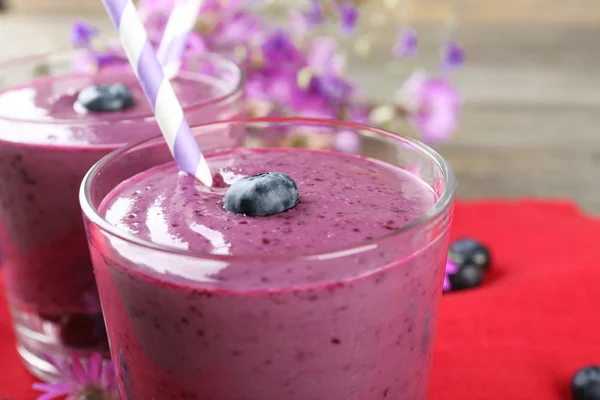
[1,0,599,212]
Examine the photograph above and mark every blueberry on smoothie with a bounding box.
[77,84,134,112]
[224,172,300,217]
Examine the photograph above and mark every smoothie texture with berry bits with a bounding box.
[91,147,451,400]
[0,70,241,355]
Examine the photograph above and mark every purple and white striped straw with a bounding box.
[157,0,203,79]
[101,0,213,187]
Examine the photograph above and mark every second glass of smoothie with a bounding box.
[81,117,455,400]
[0,50,244,380]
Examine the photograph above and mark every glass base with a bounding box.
[9,304,110,382]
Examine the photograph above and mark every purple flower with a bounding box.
[187,31,208,51]
[339,3,359,34]
[201,0,245,13]
[290,77,337,119]
[396,70,460,143]
[289,1,323,37]
[319,75,355,104]
[139,0,175,12]
[306,0,324,25]
[33,353,118,400]
[262,29,305,66]
[394,27,418,58]
[247,70,297,109]
[308,37,344,75]
[72,49,128,73]
[347,104,370,124]
[70,0,461,148]
[216,11,265,48]
[289,11,309,37]
[442,41,465,71]
[95,51,128,69]
[443,259,459,292]
[70,20,99,48]
[306,38,356,105]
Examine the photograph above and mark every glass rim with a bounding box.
[80,117,456,262]
[0,48,246,126]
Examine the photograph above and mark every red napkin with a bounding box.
[1,200,599,400]
[430,199,600,400]
[0,272,37,400]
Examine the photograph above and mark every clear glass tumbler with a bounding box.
[0,49,244,381]
[81,117,455,400]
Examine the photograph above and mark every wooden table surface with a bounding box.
[1,13,599,213]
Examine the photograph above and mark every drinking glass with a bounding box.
[81,117,454,399]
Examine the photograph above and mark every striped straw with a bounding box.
[101,0,213,187]
[157,0,203,79]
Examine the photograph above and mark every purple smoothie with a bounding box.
[90,147,450,400]
[0,56,243,372]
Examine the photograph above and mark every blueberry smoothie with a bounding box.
[89,147,452,400]
[0,53,243,379]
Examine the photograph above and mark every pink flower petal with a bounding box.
[308,37,344,75]
[446,259,459,275]
[139,0,175,11]
[42,354,65,374]
[33,381,78,400]
[289,10,309,37]
[395,70,427,108]
[87,353,103,383]
[187,32,208,52]
[399,72,460,143]
[308,37,335,72]
[443,274,452,292]
[415,78,460,142]
[347,104,369,124]
[69,353,87,384]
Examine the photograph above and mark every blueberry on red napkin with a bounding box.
[572,366,600,400]
[444,238,491,292]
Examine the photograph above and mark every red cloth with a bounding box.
[1,199,599,400]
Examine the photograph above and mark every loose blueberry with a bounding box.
[573,366,600,400]
[59,313,108,350]
[77,83,134,112]
[448,263,485,291]
[449,238,491,270]
[224,172,300,217]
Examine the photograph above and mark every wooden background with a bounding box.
[0,1,599,213]
[5,0,600,24]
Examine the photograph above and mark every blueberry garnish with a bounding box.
[449,238,491,270]
[572,366,600,400]
[77,83,134,112]
[448,263,485,291]
[224,172,300,217]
